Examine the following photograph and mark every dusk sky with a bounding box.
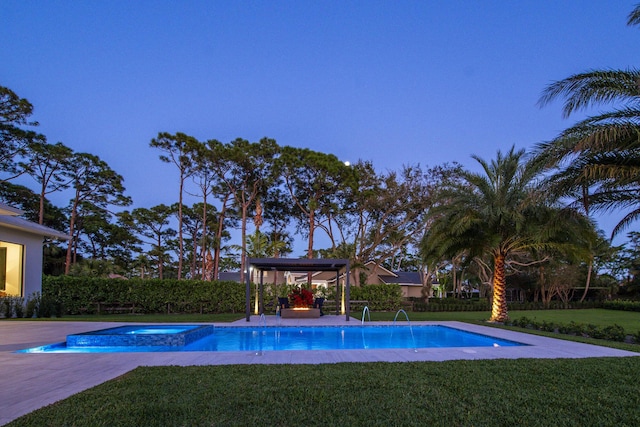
[2,1,638,252]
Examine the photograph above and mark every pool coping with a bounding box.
[1,316,638,425]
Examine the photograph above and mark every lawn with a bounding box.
[7,358,640,426]
[358,308,640,332]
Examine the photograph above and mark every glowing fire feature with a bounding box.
[280,307,321,318]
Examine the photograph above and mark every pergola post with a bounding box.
[259,270,265,315]
[335,270,340,316]
[345,261,350,321]
[245,257,251,321]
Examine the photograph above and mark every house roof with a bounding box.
[379,271,423,286]
[218,271,241,282]
[0,202,24,216]
[0,214,69,240]
[364,260,395,277]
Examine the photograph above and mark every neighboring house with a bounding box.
[0,203,68,298]
[378,270,424,298]
[218,271,242,282]
[292,261,426,298]
[359,262,425,298]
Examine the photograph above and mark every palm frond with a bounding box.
[628,4,640,26]
[612,208,640,238]
[537,69,640,118]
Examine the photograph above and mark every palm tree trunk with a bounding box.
[489,252,508,322]
[580,261,593,302]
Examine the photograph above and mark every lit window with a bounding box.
[0,241,24,297]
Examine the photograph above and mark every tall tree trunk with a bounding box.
[306,209,316,286]
[191,230,198,279]
[64,198,79,274]
[200,194,208,280]
[452,258,458,298]
[39,185,45,225]
[580,261,593,303]
[489,252,508,322]
[579,185,593,303]
[213,194,230,280]
[157,235,164,279]
[240,203,248,283]
[177,176,184,279]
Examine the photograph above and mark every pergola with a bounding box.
[245,257,351,321]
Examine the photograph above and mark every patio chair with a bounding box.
[278,297,290,311]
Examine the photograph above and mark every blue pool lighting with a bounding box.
[18,325,526,354]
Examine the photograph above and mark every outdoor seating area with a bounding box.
[246,257,351,321]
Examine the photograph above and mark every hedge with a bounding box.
[348,284,403,311]
[602,300,640,312]
[1,278,407,318]
[506,316,637,343]
[42,276,250,315]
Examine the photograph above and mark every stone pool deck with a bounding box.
[1,316,638,425]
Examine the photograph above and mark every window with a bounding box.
[0,241,24,297]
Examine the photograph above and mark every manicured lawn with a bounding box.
[8,358,640,426]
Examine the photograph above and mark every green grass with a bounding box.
[8,358,640,426]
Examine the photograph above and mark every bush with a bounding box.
[349,284,403,311]
[0,296,26,318]
[1,297,12,318]
[508,316,633,343]
[413,298,490,312]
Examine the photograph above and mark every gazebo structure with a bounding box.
[245,257,351,321]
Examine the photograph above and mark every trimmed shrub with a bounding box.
[349,284,402,311]
[413,298,490,312]
[508,316,633,343]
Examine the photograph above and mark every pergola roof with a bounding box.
[245,257,351,322]
[247,257,349,272]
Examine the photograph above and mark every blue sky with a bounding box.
[2,0,638,252]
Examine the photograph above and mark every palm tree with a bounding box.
[421,147,594,322]
[535,5,640,238]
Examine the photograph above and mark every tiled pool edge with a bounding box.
[67,325,213,348]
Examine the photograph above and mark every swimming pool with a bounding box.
[18,325,525,353]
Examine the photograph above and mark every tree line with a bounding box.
[1,89,457,284]
[2,6,640,322]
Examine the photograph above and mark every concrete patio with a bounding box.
[1,316,638,425]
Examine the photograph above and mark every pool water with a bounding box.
[18,325,525,353]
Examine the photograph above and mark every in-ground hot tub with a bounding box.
[66,324,214,348]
